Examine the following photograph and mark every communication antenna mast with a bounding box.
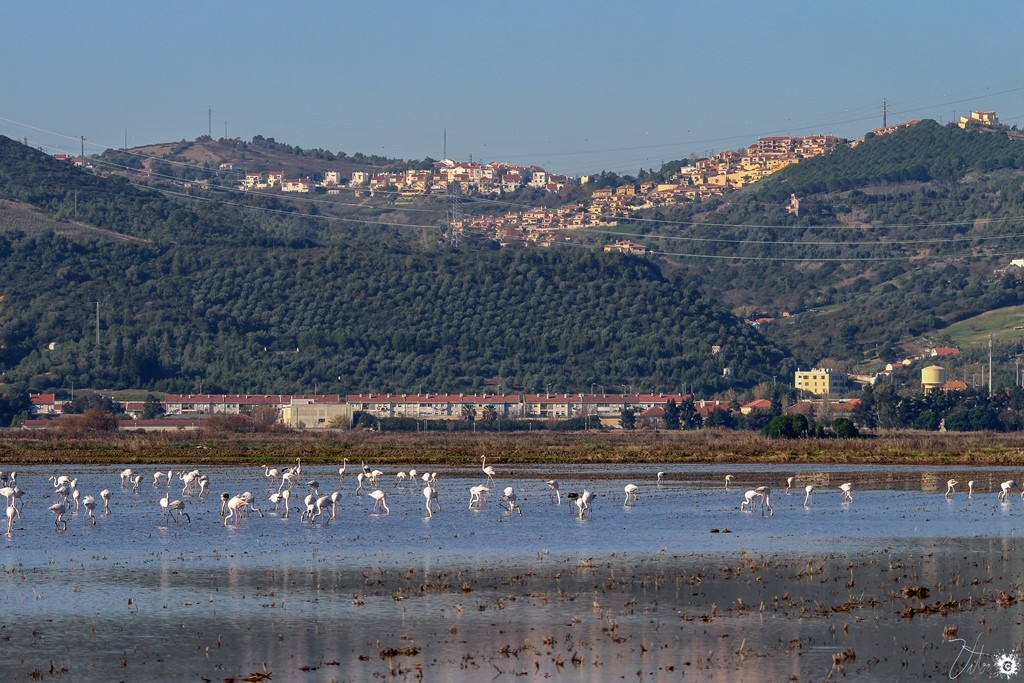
[882,98,888,128]
[208,107,212,137]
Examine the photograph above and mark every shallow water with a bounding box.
[3,463,1024,681]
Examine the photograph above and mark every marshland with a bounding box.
[3,429,1024,681]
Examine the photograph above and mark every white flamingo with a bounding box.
[546,480,561,505]
[839,482,853,503]
[468,484,489,509]
[82,495,97,525]
[368,489,390,514]
[501,486,521,515]
[481,455,496,484]
[624,484,639,506]
[423,485,440,517]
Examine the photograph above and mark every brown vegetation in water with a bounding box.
[0,428,1022,466]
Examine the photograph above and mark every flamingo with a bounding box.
[49,501,68,531]
[786,476,795,492]
[755,486,773,515]
[656,472,665,484]
[396,471,408,482]
[307,480,320,497]
[968,480,975,497]
[301,493,317,522]
[803,485,814,507]
[423,485,440,517]
[338,459,348,485]
[546,480,561,505]
[330,491,341,520]
[575,490,594,519]
[725,474,734,490]
[72,488,81,512]
[369,470,384,487]
[740,489,761,512]
[82,495,97,525]
[153,471,167,486]
[159,491,170,519]
[100,489,111,515]
[355,472,365,494]
[242,492,262,517]
[263,465,280,486]
[280,489,291,518]
[624,484,639,506]
[0,487,18,520]
[9,486,24,512]
[219,492,232,517]
[839,482,854,503]
[168,498,190,524]
[223,495,247,526]
[5,503,14,534]
[945,479,958,497]
[408,468,417,481]
[501,486,521,514]
[468,484,489,509]
[269,491,284,512]
[481,455,496,484]
[131,475,143,493]
[118,469,133,488]
[368,489,390,514]
[312,495,332,525]
[999,480,1016,502]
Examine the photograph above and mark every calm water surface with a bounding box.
[3,462,1023,681]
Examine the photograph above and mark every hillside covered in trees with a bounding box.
[0,136,789,395]
[633,120,1024,369]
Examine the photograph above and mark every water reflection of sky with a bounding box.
[3,463,1024,681]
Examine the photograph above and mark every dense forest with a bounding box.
[0,136,789,395]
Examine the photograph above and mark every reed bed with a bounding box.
[0,428,1022,466]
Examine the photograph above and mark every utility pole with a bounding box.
[989,334,993,395]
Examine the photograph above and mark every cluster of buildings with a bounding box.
[796,346,966,398]
[24,391,791,431]
[226,132,849,246]
[23,345,970,432]
[449,133,849,245]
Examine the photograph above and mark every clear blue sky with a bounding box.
[3,1,1023,176]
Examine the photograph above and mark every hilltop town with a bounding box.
[232,131,853,249]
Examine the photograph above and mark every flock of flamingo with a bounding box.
[0,456,1016,533]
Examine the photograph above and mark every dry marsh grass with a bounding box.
[0,428,1022,466]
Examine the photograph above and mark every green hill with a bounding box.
[630,120,1024,370]
[0,135,789,395]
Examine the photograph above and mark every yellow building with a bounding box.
[279,400,351,429]
[794,367,849,396]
